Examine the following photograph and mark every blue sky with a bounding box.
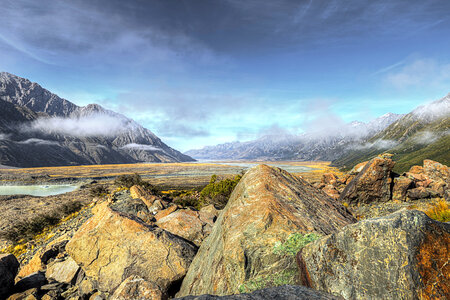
[1,0,450,151]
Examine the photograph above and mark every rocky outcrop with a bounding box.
[111,275,163,300]
[340,156,395,204]
[392,176,414,201]
[0,253,20,299]
[298,209,450,299]
[177,165,355,297]
[129,185,158,209]
[66,201,198,295]
[156,207,217,246]
[176,285,340,300]
[423,159,450,183]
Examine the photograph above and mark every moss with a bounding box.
[273,233,321,257]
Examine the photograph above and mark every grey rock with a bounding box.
[0,253,19,299]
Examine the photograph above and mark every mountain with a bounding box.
[332,94,450,172]
[185,113,403,161]
[0,72,194,167]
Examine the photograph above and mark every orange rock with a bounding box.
[409,165,424,174]
[392,176,414,201]
[154,205,177,221]
[111,275,163,300]
[423,159,450,184]
[129,185,158,209]
[349,161,368,175]
[321,173,339,186]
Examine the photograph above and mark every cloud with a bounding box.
[352,139,399,150]
[412,94,450,120]
[17,138,60,146]
[0,133,10,140]
[384,58,450,90]
[413,130,450,145]
[121,143,162,151]
[25,114,130,137]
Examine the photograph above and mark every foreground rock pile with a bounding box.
[1,160,449,299]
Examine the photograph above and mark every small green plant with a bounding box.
[200,174,242,209]
[273,233,321,256]
[238,269,298,293]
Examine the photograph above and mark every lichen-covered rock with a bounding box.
[340,157,395,204]
[156,208,216,246]
[177,165,355,297]
[423,159,450,183]
[154,205,178,221]
[407,187,431,200]
[392,176,414,201]
[66,202,197,294]
[111,275,163,300]
[349,161,368,175]
[45,256,80,284]
[175,285,340,300]
[322,185,340,200]
[321,173,339,186]
[298,209,450,300]
[129,185,158,209]
[0,253,20,299]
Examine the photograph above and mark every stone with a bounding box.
[321,173,339,186]
[322,185,340,200]
[14,272,47,293]
[0,253,20,299]
[77,277,96,298]
[339,157,395,204]
[175,285,339,299]
[428,180,446,197]
[7,288,38,300]
[45,256,80,284]
[298,209,450,299]
[407,187,431,200]
[66,202,197,294]
[349,161,368,175]
[423,159,450,183]
[177,165,355,297]
[392,176,414,201]
[157,208,213,246]
[111,275,163,300]
[408,165,424,174]
[148,199,165,214]
[129,185,158,209]
[154,205,178,221]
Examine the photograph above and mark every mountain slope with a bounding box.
[185,113,403,161]
[0,72,194,167]
[332,94,450,173]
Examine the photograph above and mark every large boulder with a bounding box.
[423,159,450,183]
[0,253,20,299]
[175,285,340,300]
[66,201,198,295]
[177,165,355,297]
[340,156,395,204]
[157,208,216,246]
[298,209,450,299]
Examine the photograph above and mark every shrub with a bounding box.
[422,198,450,222]
[200,174,242,209]
[273,233,321,256]
[89,185,109,198]
[238,270,297,294]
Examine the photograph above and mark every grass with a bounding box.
[421,198,450,222]
[239,233,321,294]
[0,200,84,244]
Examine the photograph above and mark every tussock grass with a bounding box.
[422,198,450,222]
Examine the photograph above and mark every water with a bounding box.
[0,184,79,197]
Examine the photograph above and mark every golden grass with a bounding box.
[421,198,450,222]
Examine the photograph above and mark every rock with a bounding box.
[110,195,152,223]
[408,165,424,174]
[423,159,450,183]
[0,253,20,299]
[14,272,47,293]
[17,240,68,279]
[428,180,446,197]
[77,277,96,298]
[157,208,214,246]
[340,157,395,204]
[154,205,178,221]
[407,187,431,200]
[322,185,340,200]
[66,202,197,294]
[175,285,339,299]
[148,199,165,214]
[392,176,414,201]
[7,288,38,300]
[298,209,450,299]
[129,185,158,209]
[177,165,355,297]
[321,173,339,186]
[45,256,80,284]
[111,275,163,300]
[349,161,368,175]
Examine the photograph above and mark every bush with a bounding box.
[200,174,242,209]
[89,185,109,198]
[114,173,159,194]
[422,198,450,222]
[273,233,321,256]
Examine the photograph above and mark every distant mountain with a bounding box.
[185,113,403,161]
[0,72,194,167]
[332,94,450,172]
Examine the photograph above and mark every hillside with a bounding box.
[0,72,194,167]
[332,94,450,173]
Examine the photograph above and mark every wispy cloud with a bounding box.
[17,138,60,146]
[351,139,399,150]
[121,143,162,151]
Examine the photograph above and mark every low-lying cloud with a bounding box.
[351,139,399,150]
[17,138,60,146]
[121,143,162,151]
[413,130,450,145]
[0,133,10,140]
[26,114,130,137]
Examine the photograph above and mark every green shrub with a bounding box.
[238,269,298,294]
[273,233,321,256]
[200,174,242,209]
[114,173,159,194]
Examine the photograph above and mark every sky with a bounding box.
[1,0,450,151]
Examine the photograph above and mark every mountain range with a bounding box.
[0,72,194,167]
[186,95,449,172]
